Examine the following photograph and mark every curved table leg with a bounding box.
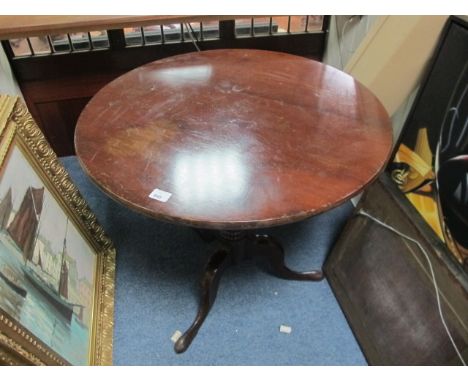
[174,248,231,353]
[252,234,324,281]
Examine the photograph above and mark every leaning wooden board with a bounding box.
[324,174,468,365]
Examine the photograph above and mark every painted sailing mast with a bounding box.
[58,219,69,300]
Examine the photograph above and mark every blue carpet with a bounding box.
[61,156,366,366]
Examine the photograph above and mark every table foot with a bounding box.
[252,234,324,281]
[174,248,231,354]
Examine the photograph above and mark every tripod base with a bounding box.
[174,230,324,353]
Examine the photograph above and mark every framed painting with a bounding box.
[0,95,115,365]
[388,16,468,271]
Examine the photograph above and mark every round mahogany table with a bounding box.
[75,49,393,353]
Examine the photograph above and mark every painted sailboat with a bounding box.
[7,186,44,261]
[0,188,27,297]
[7,187,76,322]
[23,219,75,322]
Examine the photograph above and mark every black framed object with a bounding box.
[388,16,468,270]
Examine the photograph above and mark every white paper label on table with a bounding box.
[149,188,172,202]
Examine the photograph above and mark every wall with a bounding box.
[323,15,380,71]
[0,45,22,96]
[344,16,448,117]
[323,15,414,141]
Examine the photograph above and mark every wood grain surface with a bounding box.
[75,49,393,229]
[0,16,238,39]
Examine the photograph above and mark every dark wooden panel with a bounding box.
[325,174,468,365]
[35,98,91,156]
[20,73,123,103]
[10,33,326,82]
[18,72,123,156]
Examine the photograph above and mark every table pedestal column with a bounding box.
[174,230,324,354]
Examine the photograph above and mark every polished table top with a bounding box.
[75,49,393,230]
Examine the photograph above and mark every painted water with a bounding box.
[0,231,89,365]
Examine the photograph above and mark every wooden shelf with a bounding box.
[0,15,241,39]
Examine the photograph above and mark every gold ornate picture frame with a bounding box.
[0,95,115,365]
